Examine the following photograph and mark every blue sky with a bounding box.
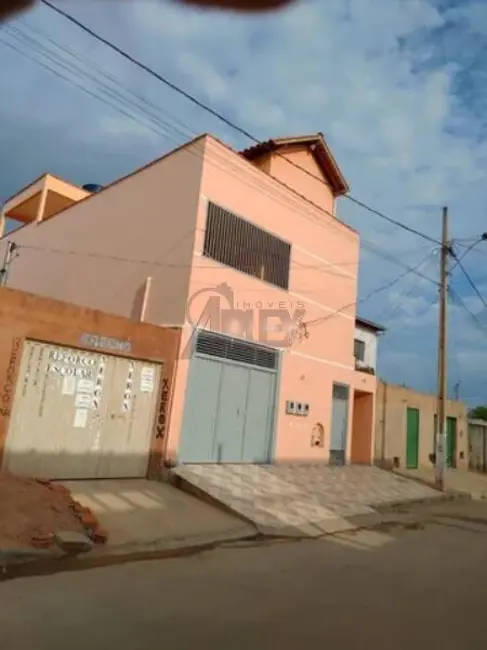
[1,0,487,405]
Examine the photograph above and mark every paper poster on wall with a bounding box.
[73,408,88,428]
[75,392,92,409]
[62,376,76,396]
[77,379,95,394]
[140,367,155,393]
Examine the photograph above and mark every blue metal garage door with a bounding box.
[179,331,279,464]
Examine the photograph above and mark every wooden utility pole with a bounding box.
[435,207,449,489]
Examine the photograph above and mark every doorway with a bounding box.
[405,407,420,469]
[446,417,457,468]
[329,383,350,465]
[434,414,457,468]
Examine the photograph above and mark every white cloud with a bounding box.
[1,0,487,403]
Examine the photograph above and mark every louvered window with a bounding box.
[196,331,278,370]
[203,202,291,290]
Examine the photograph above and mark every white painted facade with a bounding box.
[354,323,379,371]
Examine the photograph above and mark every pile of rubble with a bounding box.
[0,473,107,550]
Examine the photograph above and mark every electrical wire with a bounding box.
[450,236,487,274]
[10,20,194,140]
[303,251,437,329]
[450,252,487,310]
[1,26,442,290]
[38,0,442,247]
[448,287,487,338]
[0,24,366,246]
[1,21,447,284]
[377,247,439,325]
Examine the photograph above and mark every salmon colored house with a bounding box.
[0,133,376,473]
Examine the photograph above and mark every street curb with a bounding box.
[0,491,469,582]
[0,529,260,583]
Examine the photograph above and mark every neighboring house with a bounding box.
[375,380,468,470]
[468,419,487,473]
[354,317,385,374]
[0,132,377,474]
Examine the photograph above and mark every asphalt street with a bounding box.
[1,500,487,649]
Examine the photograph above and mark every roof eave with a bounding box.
[356,316,387,333]
[241,137,349,197]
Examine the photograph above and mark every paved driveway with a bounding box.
[62,479,255,554]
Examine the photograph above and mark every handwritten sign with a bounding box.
[0,337,21,418]
[155,378,170,439]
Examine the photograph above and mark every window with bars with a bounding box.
[354,338,365,362]
[203,202,291,290]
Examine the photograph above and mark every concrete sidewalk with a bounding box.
[62,479,257,557]
[396,467,487,500]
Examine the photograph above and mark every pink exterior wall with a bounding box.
[0,138,206,326]
[266,147,337,213]
[0,132,376,465]
[164,135,375,464]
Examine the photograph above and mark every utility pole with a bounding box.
[436,207,449,489]
[0,241,17,286]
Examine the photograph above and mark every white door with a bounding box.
[329,383,350,465]
[3,341,162,479]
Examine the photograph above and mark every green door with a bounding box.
[446,417,457,468]
[406,408,420,469]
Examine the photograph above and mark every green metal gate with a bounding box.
[406,407,420,469]
[446,417,457,468]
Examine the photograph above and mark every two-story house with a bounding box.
[0,132,377,473]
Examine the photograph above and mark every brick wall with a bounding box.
[0,286,182,476]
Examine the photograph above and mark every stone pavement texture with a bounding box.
[172,463,443,536]
[62,479,256,555]
[398,467,487,499]
[1,499,487,650]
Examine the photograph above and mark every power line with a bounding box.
[377,248,439,324]
[303,252,435,329]
[0,32,438,287]
[448,287,487,338]
[360,240,438,287]
[344,195,439,245]
[0,24,365,245]
[38,0,441,247]
[16,239,427,288]
[450,252,487,310]
[449,235,487,273]
[3,19,448,269]
[12,19,194,139]
[1,24,442,289]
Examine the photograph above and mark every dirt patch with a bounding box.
[0,473,85,549]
